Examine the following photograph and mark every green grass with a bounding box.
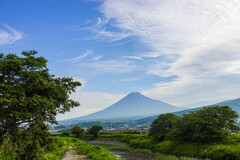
[81,133,240,160]
[77,141,122,160]
[152,135,240,160]
[44,137,122,160]
[111,145,208,160]
[44,137,70,160]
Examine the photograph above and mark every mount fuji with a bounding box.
[60,92,185,122]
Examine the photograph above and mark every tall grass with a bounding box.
[82,133,240,160]
[44,137,122,160]
[111,145,209,160]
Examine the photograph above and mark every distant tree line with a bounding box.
[60,125,103,138]
[149,106,240,143]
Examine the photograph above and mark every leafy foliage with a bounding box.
[149,106,239,143]
[88,125,103,138]
[0,50,81,159]
[175,106,240,143]
[60,130,71,137]
[71,125,84,137]
[149,113,178,142]
[0,136,17,160]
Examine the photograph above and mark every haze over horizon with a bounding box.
[1,0,240,120]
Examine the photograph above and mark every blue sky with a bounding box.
[1,0,240,120]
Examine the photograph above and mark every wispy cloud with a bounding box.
[93,55,103,61]
[121,77,140,82]
[66,50,93,63]
[92,29,131,42]
[0,25,23,45]
[81,60,137,73]
[77,17,132,42]
[123,55,142,60]
[99,0,240,107]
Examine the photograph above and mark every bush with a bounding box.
[202,145,240,160]
[71,125,84,138]
[149,113,178,142]
[123,130,141,134]
[88,126,103,138]
[129,139,153,149]
[149,106,239,143]
[60,131,70,137]
[0,137,17,160]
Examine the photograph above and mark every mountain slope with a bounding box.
[135,97,240,125]
[61,92,184,122]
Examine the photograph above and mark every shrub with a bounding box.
[149,113,179,142]
[71,125,84,138]
[129,139,153,149]
[0,137,17,160]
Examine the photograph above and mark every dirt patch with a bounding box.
[61,146,86,160]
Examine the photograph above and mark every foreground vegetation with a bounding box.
[110,145,208,160]
[82,132,240,160]
[0,51,81,159]
[44,137,121,160]
[79,106,240,160]
[149,106,239,143]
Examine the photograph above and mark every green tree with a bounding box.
[149,113,178,142]
[60,130,71,137]
[88,125,103,138]
[71,125,84,137]
[0,50,81,159]
[175,106,239,143]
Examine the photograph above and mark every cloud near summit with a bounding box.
[98,0,240,107]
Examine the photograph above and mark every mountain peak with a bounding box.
[60,91,184,122]
[128,92,142,95]
[127,92,144,98]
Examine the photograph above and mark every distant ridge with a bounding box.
[135,97,240,125]
[60,92,185,122]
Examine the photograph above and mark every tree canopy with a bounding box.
[149,106,239,143]
[71,125,84,137]
[0,50,81,159]
[176,106,240,143]
[88,125,103,138]
[149,113,178,142]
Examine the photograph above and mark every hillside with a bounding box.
[135,97,240,125]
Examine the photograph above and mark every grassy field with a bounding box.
[80,132,240,160]
[44,136,121,160]
[45,136,207,160]
[110,145,208,160]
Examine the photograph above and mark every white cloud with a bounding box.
[81,17,132,42]
[81,60,138,73]
[93,55,103,61]
[121,77,140,82]
[123,55,142,60]
[99,0,240,107]
[93,29,131,42]
[0,25,23,45]
[66,50,93,63]
[56,91,124,120]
